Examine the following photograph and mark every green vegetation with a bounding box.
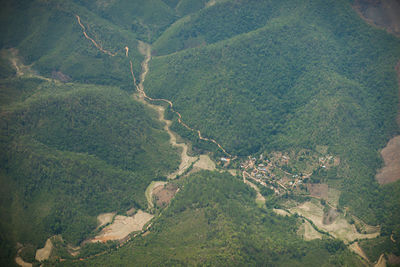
[145,0,400,231]
[359,236,400,263]
[61,171,361,266]
[1,0,399,265]
[0,0,144,88]
[0,76,179,265]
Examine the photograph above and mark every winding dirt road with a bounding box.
[75,15,117,57]
[129,41,231,157]
[76,15,230,158]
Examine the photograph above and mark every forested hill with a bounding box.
[0,0,399,266]
[144,0,400,229]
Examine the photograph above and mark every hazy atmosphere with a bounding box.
[0,0,399,266]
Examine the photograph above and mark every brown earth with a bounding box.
[15,256,32,267]
[349,242,370,263]
[153,183,179,208]
[323,208,339,225]
[90,210,153,243]
[376,135,400,184]
[35,238,53,262]
[298,220,323,241]
[96,212,115,229]
[307,183,328,199]
[354,0,400,37]
[51,71,71,82]
[273,208,290,216]
[388,253,400,266]
[355,1,400,186]
[374,253,386,267]
[290,201,380,243]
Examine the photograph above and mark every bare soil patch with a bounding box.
[354,0,400,37]
[376,135,400,184]
[153,183,179,208]
[388,253,400,266]
[193,155,216,171]
[35,238,53,262]
[145,181,167,209]
[323,208,339,225]
[96,212,115,229]
[307,183,328,199]
[273,208,290,216]
[90,210,153,243]
[298,220,323,241]
[290,201,379,243]
[349,242,370,263]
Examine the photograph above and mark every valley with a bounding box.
[1,0,399,266]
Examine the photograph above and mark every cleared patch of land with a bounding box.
[307,183,328,199]
[90,210,153,243]
[354,0,400,37]
[388,254,400,266]
[193,155,216,171]
[290,200,379,243]
[1,48,52,81]
[376,135,400,184]
[145,181,167,209]
[97,212,116,229]
[35,238,53,262]
[273,208,290,216]
[349,242,370,263]
[297,220,323,241]
[153,183,178,208]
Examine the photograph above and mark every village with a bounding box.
[231,148,340,197]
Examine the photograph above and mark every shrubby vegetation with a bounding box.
[0,0,399,265]
[145,0,400,230]
[64,171,361,266]
[0,0,144,89]
[0,78,179,264]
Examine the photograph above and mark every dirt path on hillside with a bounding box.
[374,253,386,267]
[132,41,201,179]
[349,242,370,264]
[242,171,266,204]
[130,41,232,157]
[75,15,117,56]
[15,256,32,267]
[1,48,52,82]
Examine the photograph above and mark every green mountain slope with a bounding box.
[0,0,399,265]
[0,76,179,264]
[144,0,400,228]
[0,0,143,88]
[63,171,362,266]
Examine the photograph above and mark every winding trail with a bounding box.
[75,15,117,57]
[129,42,232,157]
[75,15,230,158]
[75,15,234,179]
